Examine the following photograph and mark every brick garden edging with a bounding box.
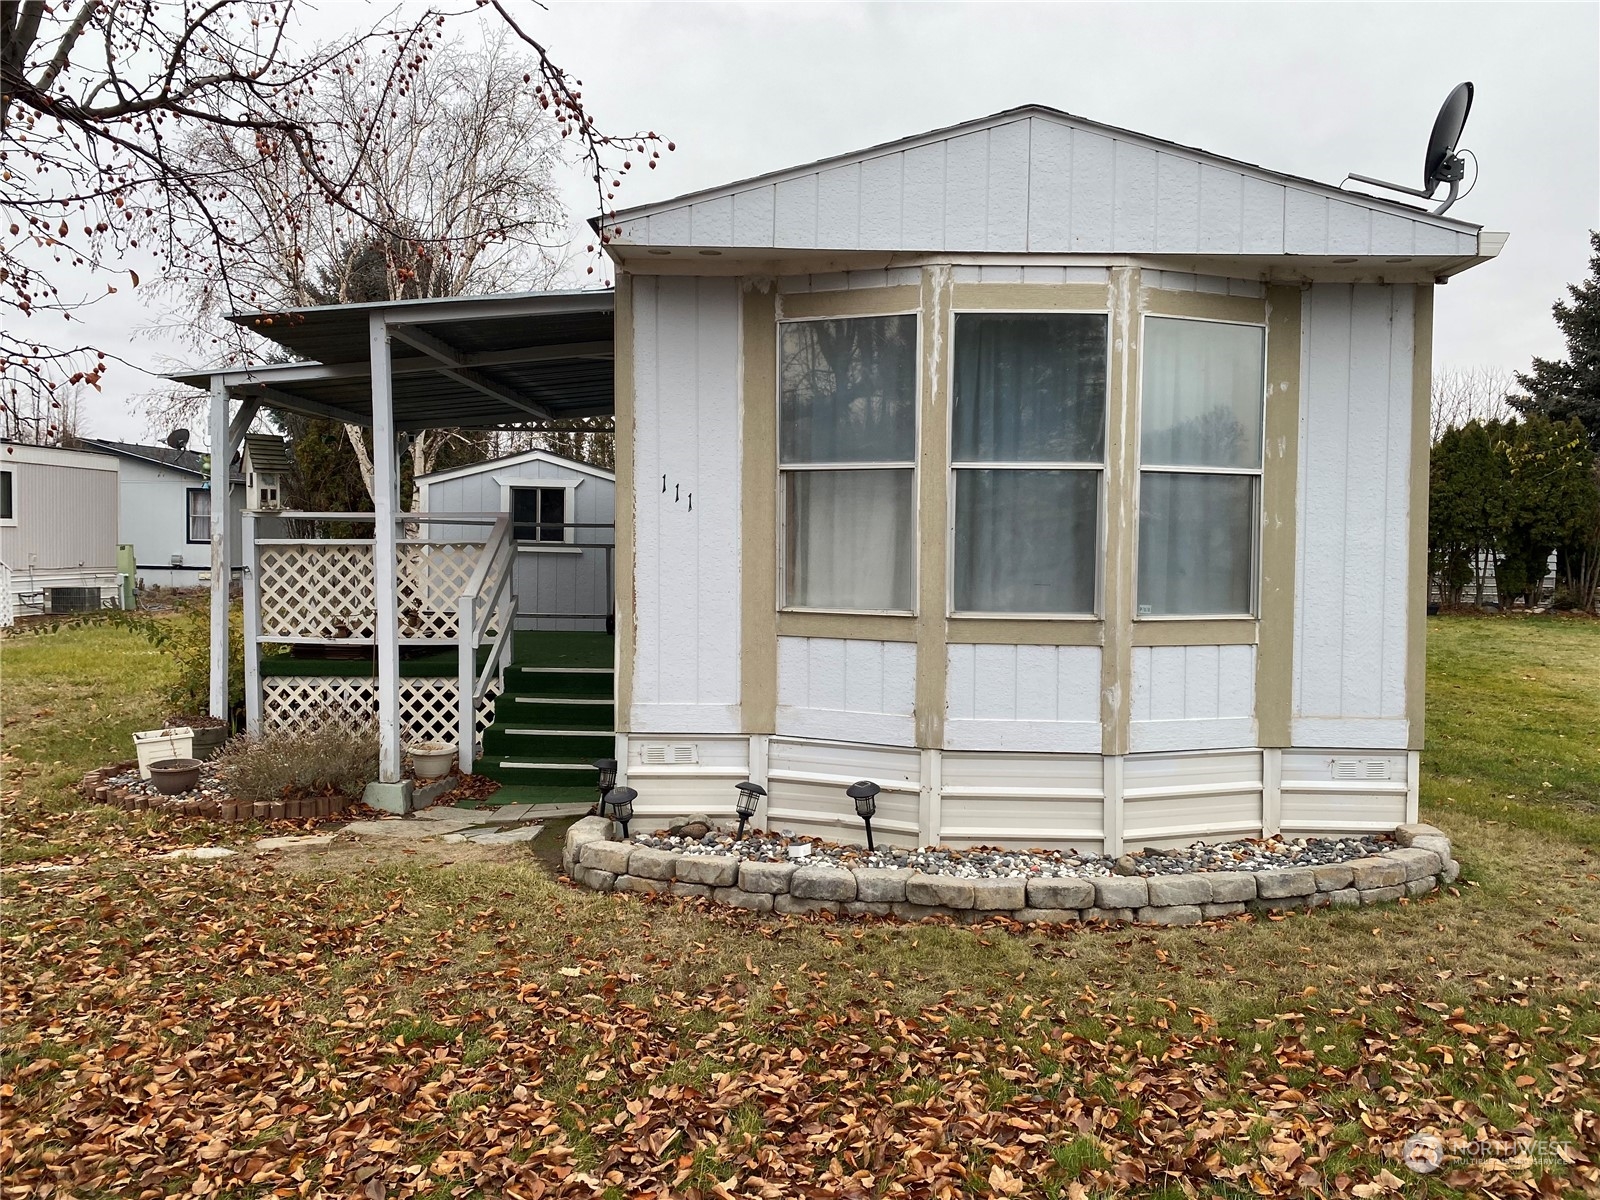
[562,817,1460,925]
[77,762,356,824]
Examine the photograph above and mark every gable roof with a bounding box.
[77,438,243,483]
[242,434,295,474]
[604,104,1490,262]
[416,447,615,486]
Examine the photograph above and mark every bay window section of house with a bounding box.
[779,314,917,612]
[1136,316,1266,617]
[950,312,1107,615]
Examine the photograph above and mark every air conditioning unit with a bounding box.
[170,554,184,567]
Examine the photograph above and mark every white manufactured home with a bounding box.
[0,442,124,621]
[186,105,1503,847]
[78,439,245,589]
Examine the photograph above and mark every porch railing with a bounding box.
[457,512,515,773]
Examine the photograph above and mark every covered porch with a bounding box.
[178,289,617,808]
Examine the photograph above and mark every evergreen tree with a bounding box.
[1429,420,1502,606]
[1512,231,1600,448]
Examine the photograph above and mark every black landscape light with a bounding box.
[734,780,766,839]
[594,758,618,805]
[606,786,637,839]
[847,780,881,851]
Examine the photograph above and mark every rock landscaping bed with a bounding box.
[565,818,1460,926]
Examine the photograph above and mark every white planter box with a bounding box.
[134,727,194,780]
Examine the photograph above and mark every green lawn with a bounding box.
[1,615,1596,1198]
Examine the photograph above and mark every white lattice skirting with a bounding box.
[262,676,500,747]
[256,541,483,641]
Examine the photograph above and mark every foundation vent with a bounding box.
[642,743,698,766]
[1330,758,1392,782]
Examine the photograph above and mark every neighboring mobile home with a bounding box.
[189,104,1504,849]
[77,439,245,589]
[0,442,123,619]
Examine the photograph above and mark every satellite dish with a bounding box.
[1344,82,1476,216]
[165,428,190,451]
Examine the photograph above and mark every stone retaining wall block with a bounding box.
[580,840,634,875]
[1386,847,1443,881]
[843,901,894,917]
[1404,877,1437,897]
[675,854,740,887]
[1015,908,1081,925]
[1441,860,1461,885]
[1348,857,1406,889]
[1201,901,1246,918]
[1093,877,1149,909]
[618,875,667,895]
[854,867,914,903]
[1082,907,1134,923]
[906,874,976,909]
[628,847,679,881]
[585,869,617,892]
[1359,884,1406,905]
[670,881,712,899]
[1312,864,1354,891]
[1255,868,1317,899]
[791,866,858,902]
[1025,877,1096,909]
[1146,875,1211,906]
[968,878,1026,909]
[775,894,840,915]
[1138,904,1202,926]
[739,861,799,894]
[1205,872,1258,903]
[713,887,774,913]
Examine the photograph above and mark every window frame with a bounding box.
[0,468,14,525]
[775,308,922,616]
[944,306,1112,621]
[1132,311,1269,621]
[185,486,211,545]
[503,480,580,548]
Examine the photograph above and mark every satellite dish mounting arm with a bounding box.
[1345,158,1465,216]
[1341,82,1474,217]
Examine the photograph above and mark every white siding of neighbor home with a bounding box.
[112,455,243,588]
[423,455,614,632]
[616,113,1480,258]
[1129,644,1257,753]
[630,275,743,732]
[777,636,917,746]
[0,445,118,578]
[1292,283,1416,749]
[944,643,1101,752]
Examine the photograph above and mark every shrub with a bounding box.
[215,724,378,804]
[113,600,244,716]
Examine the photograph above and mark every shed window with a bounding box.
[0,469,12,521]
[950,312,1107,615]
[1136,317,1265,616]
[186,487,211,544]
[512,486,569,543]
[779,314,917,611]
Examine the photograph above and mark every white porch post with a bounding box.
[207,377,231,721]
[241,510,263,735]
[370,313,404,784]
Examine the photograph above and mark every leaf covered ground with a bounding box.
[2,616,1597,1199]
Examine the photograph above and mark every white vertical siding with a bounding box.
[776,636,916,746]
[944,644,1101,752]
[630,276,743,732]
[1292,283,1415,749]
[616,114,1478,258]
[1129,644,1256,752]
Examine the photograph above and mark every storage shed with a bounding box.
[417,449,615,631]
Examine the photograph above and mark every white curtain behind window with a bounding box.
[785,470,914,610]
[1140,318,1263,469]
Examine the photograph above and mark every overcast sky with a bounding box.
[66,1,1599,444]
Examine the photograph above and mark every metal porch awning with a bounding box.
[171,289,615,430]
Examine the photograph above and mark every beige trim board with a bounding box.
[613,274,636,728]
[1406,285,1433,751]
[1100,265,1141,755]
[777,285,921,320]
[1255,284,1303,746]
[1133,619,1258,647]
[1140,289,1267,324]
[914,266,954,749]
[778,611,918,642]
[947,618,1104,646]
[740,281,779,734]
[950,283,1111,311]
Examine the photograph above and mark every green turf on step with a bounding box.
[260,630,613,679]
[495,698,614,728]
[481,728,615,758]
[499,668,614,698]
[468,782,599,807]
[472,759,600,788]
[510,631,614,670]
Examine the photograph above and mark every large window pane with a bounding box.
[186,488,210,543]
[784,469,914,610]
[953,313,1107,463]
[1141,318,1264,469]
[1137,472,1257,615]
[779,315,917,464]
[953,469,1098,614]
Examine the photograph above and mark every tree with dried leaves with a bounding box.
[1430,365,1516,445]
[1,0,667,446]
